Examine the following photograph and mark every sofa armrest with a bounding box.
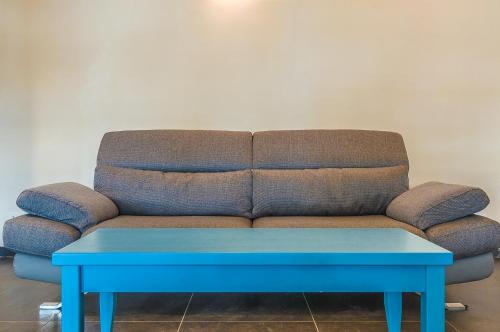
[16,182,119,232]
[3,215,81,257]
[386,181,490,230]
[425,214,500,259]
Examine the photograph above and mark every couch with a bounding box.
[3,130,500,285]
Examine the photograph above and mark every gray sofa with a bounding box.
[3,130,500,285]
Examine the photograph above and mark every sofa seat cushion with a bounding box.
[426,215,500,259]
[83,215,252,235]
[252,215,426,238]
[3,215,81,257]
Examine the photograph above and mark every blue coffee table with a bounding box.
[53,228,452,332]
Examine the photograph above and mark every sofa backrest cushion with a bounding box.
[253,167,408,217]
[95,166,252,217]
[95,130,253,217]
[252,130,409,217]
[253,130,408,169]
[97,130,252,172]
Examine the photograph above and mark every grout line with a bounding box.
[303,293,320,332]
[83,320,182,323]
[38,319,53,331]
[0,321,58,323]
[177,320,422,323]
[7,319,426,324]
[182,320,319,323]
[446,320,461,332]
[176,293,194,332]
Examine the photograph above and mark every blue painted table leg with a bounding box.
[421,266,445,332]
[100,292,116,332]
[384,292,402,332]
[61,266,84,332]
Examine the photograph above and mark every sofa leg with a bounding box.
[415,292,468,311]
[39,291,87,311]
[445,303,468,311]
[39,302,62,310]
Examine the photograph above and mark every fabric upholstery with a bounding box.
[386,182,490,230]
[252,167,408,217]
[16,182,118,231]
[426,215,500,259]
[252,130,409,218]
[97,130,252,172]
[83,215,252,235]
[253,130,408,169]
[446,253,494,285]
[95,166,252,217]
[252,215,426,238]
[3,215,81,257]
[5,129,499,288]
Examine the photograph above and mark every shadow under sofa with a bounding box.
[3,130,500,286]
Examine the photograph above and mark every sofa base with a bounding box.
[12,252,495,286]
[445,252,495,285]
[13,253,60,284]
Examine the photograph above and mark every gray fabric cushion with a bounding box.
[252,167,408,218]
[3,215,81,257]
[95,166,253,217]
[16,182,119,231]
[386,182,490,230]
[253,215,426,238]
[253,130,408,169]
[97,130,252,172]
[426,215,500,259]
[83,215,252,236]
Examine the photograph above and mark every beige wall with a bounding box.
[2,0,500,243]
[0,1,32,245]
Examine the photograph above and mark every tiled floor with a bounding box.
[0,257,499,331]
